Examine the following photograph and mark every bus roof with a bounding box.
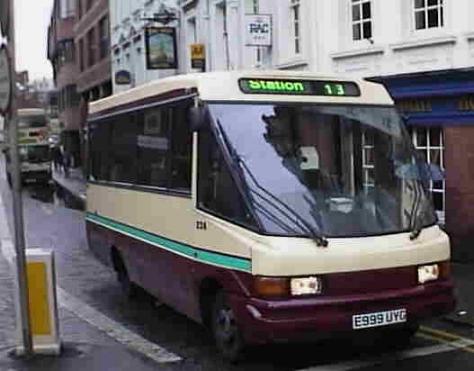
[89,71,394,116]
[18,108,46,116]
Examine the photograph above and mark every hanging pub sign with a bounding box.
[115,70,132,85]
[0,44,12,115]
[190,43,205,70]
[245,14,272,46]
[145,27,178,69]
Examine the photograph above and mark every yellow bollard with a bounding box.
[15,248,61,355]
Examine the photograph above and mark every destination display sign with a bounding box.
[239,78,360,97]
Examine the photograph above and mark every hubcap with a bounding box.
[216,307,236,344]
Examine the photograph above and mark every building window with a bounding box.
[187,17,197,44]
[245,0,259,13]
[410,127,445,222]
[78,39,84,71]
[77,0,82,19]
[290,0,301,54]
[352,0,372,40]
[99,17,110,60]
[361,129,375,193]
[414,0,444,30]
[87,28,96,67]
[60,0,75,18]
[57,39,75,69]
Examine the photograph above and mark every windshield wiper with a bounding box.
[409,177,424,240]
[239,159,329,247]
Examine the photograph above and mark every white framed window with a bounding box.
[361,130,375,193]
[60,0,75,18]
[187,17,197,43]
[245,0,259,13]
[410,126,445,222]
[414,0,444,30]
[290,0,301,54]
[351,0,372,41]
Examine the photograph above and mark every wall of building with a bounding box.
[109,0,178,94]
[179,0,273,75]
[75,0,111,97]
[109,0,275,93]
[269,0,474,77]
[47,0,81,133]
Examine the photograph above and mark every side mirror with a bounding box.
[188,106,207,132]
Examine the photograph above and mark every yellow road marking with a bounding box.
[420,325,472,342]
[417,326,474,354]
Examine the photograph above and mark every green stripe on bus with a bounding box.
[85,212,251,272]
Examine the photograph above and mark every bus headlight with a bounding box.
[291,276,322,296]
[418,264,439,284]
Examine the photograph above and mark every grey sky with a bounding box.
[14,0,54,81]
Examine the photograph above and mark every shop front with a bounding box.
[373,68,474,262]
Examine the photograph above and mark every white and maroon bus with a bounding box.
[85,71,455,360]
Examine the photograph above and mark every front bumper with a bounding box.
[230,279,455,344]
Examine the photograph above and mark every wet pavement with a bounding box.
[1,156,474,370]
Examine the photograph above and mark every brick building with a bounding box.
[47,0,81,165]
[74,0,112,167]
[75,0,112,103]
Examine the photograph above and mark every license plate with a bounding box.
[352,309,407,330]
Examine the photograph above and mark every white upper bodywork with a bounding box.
[89,71,394,115]
[87,71,450,276]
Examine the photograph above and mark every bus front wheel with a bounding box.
[211,291,245,362]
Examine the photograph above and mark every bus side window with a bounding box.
[89,120,112,182]
[197,128,257,229]
[109,113,138,183]
[169,102,192,191]
[137,108,170,188]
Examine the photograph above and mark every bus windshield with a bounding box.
[207,103,437,238]
[18,115,47,128]
[19,145,51,163]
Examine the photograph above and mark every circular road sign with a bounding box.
[0,44,12,115]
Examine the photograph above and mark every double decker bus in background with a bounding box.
[5,108,52,185]
[86,71,455,361]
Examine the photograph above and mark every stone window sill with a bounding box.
[330,46,384,60]
[390,36,457,52]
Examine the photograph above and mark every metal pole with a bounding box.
[6,0,33,356]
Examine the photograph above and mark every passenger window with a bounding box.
[137,108,170,188]
[169,102,192,190]
[89,120,112,181]
[109,114,137,183]
[198,127,257,229]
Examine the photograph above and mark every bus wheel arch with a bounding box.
[199,277,245,361]
[199,277,221,328]
[111,246,138,299]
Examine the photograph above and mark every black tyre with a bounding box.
[211,291,245,362]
